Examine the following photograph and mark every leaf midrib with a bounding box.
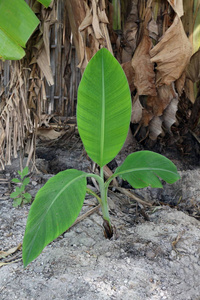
[100,52,105,166]
[115,167,179,177]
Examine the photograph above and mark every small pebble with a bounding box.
[105,252,112,257]
[75,227,83,234]
[169,250,177,260]
[146,250,156,259]
[126,258,131,264]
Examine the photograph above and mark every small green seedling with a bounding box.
[23,48,180,267]
[10,166,32,207]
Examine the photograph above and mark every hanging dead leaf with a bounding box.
[98,6,109,24]
[150,15,192,86]
[121,0,139,63]
[92,0,104,40]
[148,18,159,40]
[79,2,92,31]
[77,31,89,70]
[163,98,178,132]
[140,83,179,139]
[162,98,179,131]
[175,71,186,96]
[100,20,113,54]
[121,61,135,92]
[141,109,154,127]
[77,0,113,69]
[184,79,196,103]
[131,1,157,96]
[186,49,200,83]
[36,47,54,86]
[122,25,138,63]
[131,34,157,96]
[167,0,184,18]
[131,95,143,123]
[31,4,56,86]
[149,116,163,140]
[146,84,178,116]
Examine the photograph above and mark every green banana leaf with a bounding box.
[0,0,52,60]
[114,151,180,188]
[77,48,131,167]
[23,169,87,267]
[37,0,52,8]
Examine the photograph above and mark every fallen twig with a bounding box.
[114,187,152,207]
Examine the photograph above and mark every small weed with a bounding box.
[10,166,32,207]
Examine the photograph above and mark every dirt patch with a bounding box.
[0,142,200,300]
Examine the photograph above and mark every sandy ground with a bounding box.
[0,146,200,300]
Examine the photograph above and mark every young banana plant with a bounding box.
[23,48,180,267]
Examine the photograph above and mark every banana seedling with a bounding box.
[23,48,180,267]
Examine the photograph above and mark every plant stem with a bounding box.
[99,167,110,223]
[87,170,113,238]
[99,167,113,237]
[99,182,111,225]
